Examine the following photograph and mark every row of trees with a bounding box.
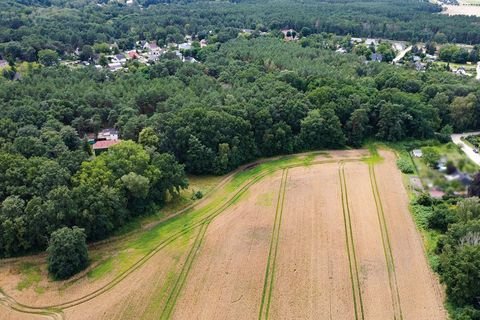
[416,192,480,319]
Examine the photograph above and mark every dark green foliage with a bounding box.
[440,246,480,307]
[47,227,88,280]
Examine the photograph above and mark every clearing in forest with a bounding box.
[0,150,445,320]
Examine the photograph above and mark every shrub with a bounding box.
[47,227,89,280]
[191,190,203,200]
[396,157,415,174]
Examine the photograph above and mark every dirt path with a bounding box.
[374,151,446,320]
[268,163,355,319]
[169,171,284,320]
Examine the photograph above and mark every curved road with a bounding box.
[451,132,480,166]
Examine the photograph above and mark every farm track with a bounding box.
[339,162,364,320]
[368,164,403,320]
[258,169,288,320]
[0,157,362,319]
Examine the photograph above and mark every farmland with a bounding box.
[0,150,445,319]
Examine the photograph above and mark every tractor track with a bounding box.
[258,169,288,320]
[368,164,403,320]
[339,162,365,320]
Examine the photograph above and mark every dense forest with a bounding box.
[3,0,480,62]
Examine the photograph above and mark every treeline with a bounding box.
[3,0,480,62]
[414,193,480,319]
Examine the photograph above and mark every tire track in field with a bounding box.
[0,158,363,319]
[258,169,288,320]
[339,162,365,320]
[368,164,403,320]
[0,289,64,320]
[159,221,210,320]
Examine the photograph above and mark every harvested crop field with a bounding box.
[0,150,445,320]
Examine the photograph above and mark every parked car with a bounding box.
[474,148,478,153]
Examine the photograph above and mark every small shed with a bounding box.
[412,149,423,158]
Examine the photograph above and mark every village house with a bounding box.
[178,42,192,51]
[370,53,383,62]
[0,60,8,68]
[281,29,297,41]
[93,139,122,155]
[200,39,208,48]
[97,128,119,141]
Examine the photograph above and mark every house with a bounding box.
[350,37,363,44]
[281,29,297,41]
[113,54,127,64]
[429,187,445,199]
[412,55,422,62]
[370,53,383,62]
[415,61,426,71]
[178,42,192,51]
[412,149,423,158]
[445,172,473,186]
[126,50,140,60]
[97,128,119,141]
[336,48,347,54]
[108,62,122,72]
[183,56,198,63]
[453,67,468,76]
[0,60,8,68]
[93,139,122,154]
[200,39,208,48]
[365,38,378,47]
[143,41,160,53]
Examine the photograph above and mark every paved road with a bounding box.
[393,45,412,64]
[451,132,480,166]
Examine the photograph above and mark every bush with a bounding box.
[396,157,415,174]
[416,192,434,206]
[191,190,203,200]
[427,206,457,232]
[47,227,89,280]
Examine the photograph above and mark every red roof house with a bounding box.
[93,139,121,154]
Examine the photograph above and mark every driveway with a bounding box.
[451,132,480,166]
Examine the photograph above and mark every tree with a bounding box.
[79,45,94,61]
[300,108,345,150]
[421,147,440,168]
[440,246,480,307]
[47,227,89,280]
[138,127,159,149]
[450,94,477,132]
[347,108,369,147]
[38,49,59,67]
[99,54,108,67]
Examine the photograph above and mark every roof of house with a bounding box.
[93,139,121,150]
[371,53,383,62]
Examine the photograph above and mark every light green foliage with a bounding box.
[396,157,415,174]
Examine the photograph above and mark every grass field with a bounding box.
[0,150,446,320]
